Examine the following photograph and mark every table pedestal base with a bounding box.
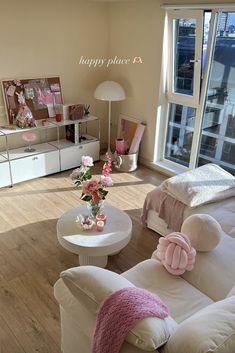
[79,254,108,268]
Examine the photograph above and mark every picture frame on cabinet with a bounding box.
[1,76,63,124]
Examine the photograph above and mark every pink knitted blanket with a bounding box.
[92,287,169,353]
[141,186,185,231]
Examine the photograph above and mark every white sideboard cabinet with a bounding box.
[0,116,100,187]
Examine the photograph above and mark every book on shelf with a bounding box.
[65,124,79,144]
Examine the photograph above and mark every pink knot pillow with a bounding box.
[156,232,196,275]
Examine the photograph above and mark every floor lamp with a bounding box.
[94,81,126,160]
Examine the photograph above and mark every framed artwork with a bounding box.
[1,76,63,124]
[117,114,145,154]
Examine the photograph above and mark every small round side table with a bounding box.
[57,204,132,268]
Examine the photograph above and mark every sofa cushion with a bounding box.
[60,265,177,351]
[123,259,213,323]
[182,232,235,301]
[161,296,235,353]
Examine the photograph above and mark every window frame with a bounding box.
[167,10,204,108]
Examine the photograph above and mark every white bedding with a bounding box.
[161,164,235,208]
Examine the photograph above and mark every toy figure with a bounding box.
[16,91,35,128]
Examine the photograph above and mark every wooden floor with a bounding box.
[0,163,165,353]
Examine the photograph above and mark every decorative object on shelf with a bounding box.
[69,104,85,120]
[63,104,85,120]
[15,91,35,129]
[71,154,113,219]
[1,77,63,124]
[22,132,37,152]
[94,81,126,160]
[75,214,96,231]
[84,104,90,116]
[55,113,62,122]
[65,124,79,144]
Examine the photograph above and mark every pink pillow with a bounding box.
[156,232,196,275]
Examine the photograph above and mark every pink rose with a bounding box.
[92,191,102,204]
[82,156,93,167]
[83,180,100,195]
[100,175,113,187]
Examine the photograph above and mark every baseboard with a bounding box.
[138,156,173,177]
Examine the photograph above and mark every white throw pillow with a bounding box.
[60,266,177,351]
[161,296,235,353]
[181,214,222,252]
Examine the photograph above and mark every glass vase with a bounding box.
[86,200,104,219]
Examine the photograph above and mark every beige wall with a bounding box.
[0,0,109,145]
[2,0,235,157]
[108,0,164,161]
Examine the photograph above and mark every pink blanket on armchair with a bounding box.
[92,287,169,353]
[141,186,185,232]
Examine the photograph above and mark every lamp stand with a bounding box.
[100,100,113,161]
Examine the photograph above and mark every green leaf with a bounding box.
[81,195,92,202]
[100,189,108,197]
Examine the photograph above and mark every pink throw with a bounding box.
[156,232,196,275]
[141,186,185,231]
[92,287,169,353]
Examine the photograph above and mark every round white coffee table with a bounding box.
[57,204,132,268]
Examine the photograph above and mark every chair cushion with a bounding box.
[60,265,177,351]
[161,296,235,353]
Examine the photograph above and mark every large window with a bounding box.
[159,9,235,175]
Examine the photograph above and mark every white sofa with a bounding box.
[54,225,235,353]
[54,164,235,352]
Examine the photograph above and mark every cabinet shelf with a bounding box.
[0,115,100,187]
[1,142,58,161]
[50,135,98,149]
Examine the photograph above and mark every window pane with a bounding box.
[164,104,196,166]
[202,12,212,76]
[197,12,235,175]
[174,18,196,95]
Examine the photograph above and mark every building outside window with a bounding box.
[157,8,235,175]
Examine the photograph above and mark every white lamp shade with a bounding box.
[94,81,126,101]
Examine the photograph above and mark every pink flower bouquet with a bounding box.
[71,155,113,205]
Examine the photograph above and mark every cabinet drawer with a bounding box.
[11,150,60,184]
[0,161,11,187]
[81,141,100,162]
[60,141,100,171]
